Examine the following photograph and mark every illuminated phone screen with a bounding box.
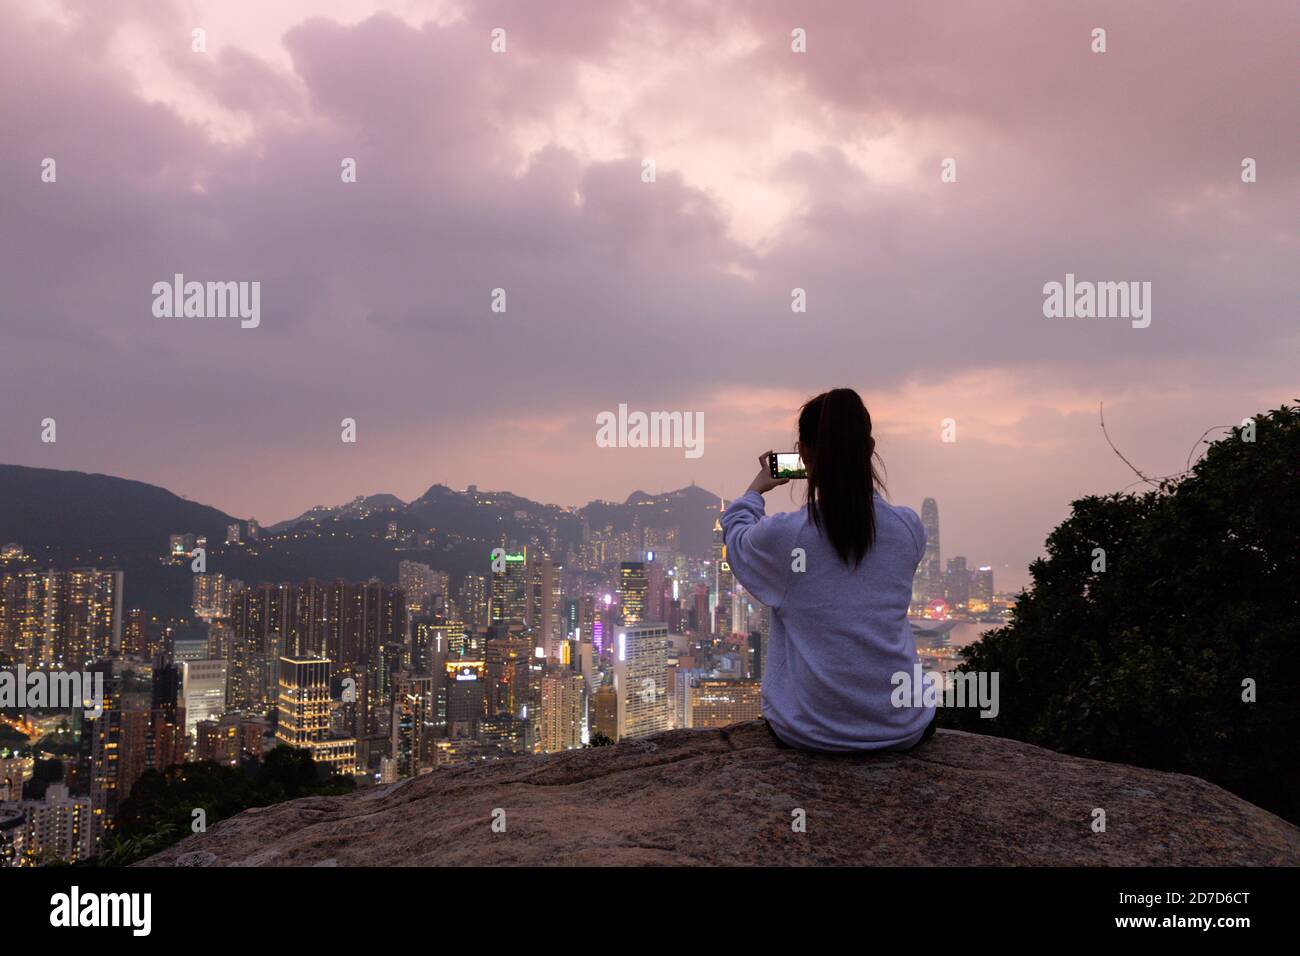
[771,453,807,479]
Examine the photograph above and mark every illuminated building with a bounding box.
[0,757,31,802]
[88,667,125,840]
[276,657,357,775]
[539,667,584,752]
[528,554,562,658]
[9,784,95,866]
[645,558,665,622]
[914,498,943,605]
[592,682,618,742]
[196,714,264,766]
[192,573,232,621]
[688,678,763,728]
[180,659,229,736]
[0,808,24,867]
[0,568,122,669]
[945,556,970,610]
[971,566,995,612]
[399,561,439,615]
[479,715,529,754]
[413,620,460,674]
[168,534,195,561]
[711,504,734,637]
[390,673,435,777]
[150,658,187,772]
[618,562,647,626]
[445,659,487,737]
[461,573,488,627]
[484,633,530,718]
[613,623,669,739]
[489,550,528,624]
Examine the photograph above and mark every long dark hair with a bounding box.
[798,388,886,567]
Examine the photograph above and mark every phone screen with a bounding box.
[771,452,807,479]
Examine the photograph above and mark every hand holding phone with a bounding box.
[747,451,792,496]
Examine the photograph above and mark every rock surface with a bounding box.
[138,722,1300,866]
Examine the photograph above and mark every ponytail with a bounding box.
[798,388,885,567]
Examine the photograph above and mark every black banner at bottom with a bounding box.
[7,865,1290,943]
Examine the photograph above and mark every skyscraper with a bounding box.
[971,566,995,612]
[276,657,356,775]
[399,561,437,615]
[390,673,435,777]
[528,553,561,657]
[688,678,763,728]
[489,550,528,624]
[712,503,734,636]
[614,623,669,739]
[538,667,584,752]
[945,556,970,610]
[618,561,647,626]
[919,498,942,604]
[0,568,123,669]
[180,659,229,736]
[461,573,488,627]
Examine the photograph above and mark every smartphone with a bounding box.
[769,452,807,479]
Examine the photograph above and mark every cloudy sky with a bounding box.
[3,0,1296,590]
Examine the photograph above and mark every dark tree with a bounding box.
[942,403,1300,823]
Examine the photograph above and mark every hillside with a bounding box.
[0,464,723,617]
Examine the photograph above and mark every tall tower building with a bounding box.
[920,498,942,603]
[398,561,437,615]
[87,666,122,845]
[192,573,232,622]
[711,502,734,637]
[945,556,970,610]
[528,554,562,657]
[971,566,995,612]
[276,657,356,775]
[613,623,669,739]
[618,562,647,626]
[180,659,229,736]
[538,667,584,752]
[390,673,435,778]
[489,550,528,624]
[592,682,618,742]
[460,573,488,628]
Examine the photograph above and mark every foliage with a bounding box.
[941,403,1300,824]
[87,745,355,866]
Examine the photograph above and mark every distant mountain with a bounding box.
[0,465,722,619]
[265,493,407,534]
[0,465,243,619]
[0,465,240,554]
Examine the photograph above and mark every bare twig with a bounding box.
[1098,403,1234,491]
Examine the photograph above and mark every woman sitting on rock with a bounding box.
[721,387,936,752]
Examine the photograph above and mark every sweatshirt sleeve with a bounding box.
[899,506,926,565]
[720,491,793,609]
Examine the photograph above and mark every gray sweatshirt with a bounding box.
[721,490,935,751]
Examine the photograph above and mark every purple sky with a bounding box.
[3,0,1297,592]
